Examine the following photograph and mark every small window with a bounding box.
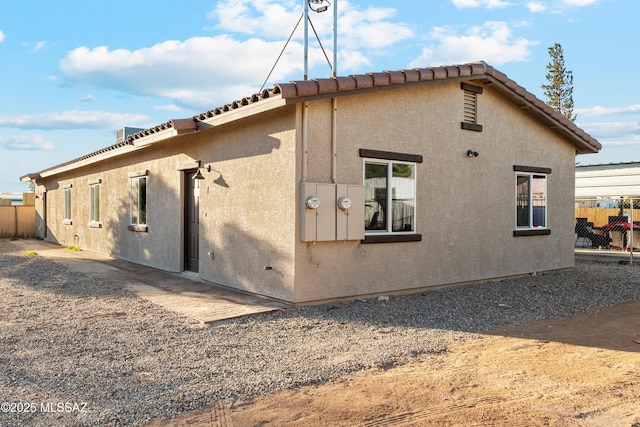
[364,160,416,234]
[63,188,72,224]
[130,176,147,227]
[89,183,100,225]
[516,173,547,229]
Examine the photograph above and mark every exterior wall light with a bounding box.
[467,150,479,158]
[192,164,213,180]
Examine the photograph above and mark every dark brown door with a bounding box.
[184,171,199,272]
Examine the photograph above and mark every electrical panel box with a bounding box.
[301,183,336,242]
[300,183,365,242]
[336,184,365,241]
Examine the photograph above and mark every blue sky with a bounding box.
[1,0,638,192]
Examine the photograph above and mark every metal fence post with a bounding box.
[630,198,634,265]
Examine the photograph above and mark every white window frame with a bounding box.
[128,170,149,232]
[515,172,548,230]
[364,158,417,235]
[63,187,72,224]
[89,182,101,226]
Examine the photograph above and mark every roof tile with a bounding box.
[293,80,319,97]
[432,67,448,80]
[387,71,407,85]
[26,62,601,177]
[445,66,460,78]
[370,72,391,86]
[316,78,338,94]
[335,76,357,92]
[416,68,434,81]
[403,69,421,83]
[354,74,374,89]
[457,64,473,77]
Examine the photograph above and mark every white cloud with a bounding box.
[580,121,640,139]
[576,104,640,117]
[338,5,414,50]
[563,0,599,6]
[0,30,5,43]
[209,0,413,49]
[338,49,372,71]
[0,111,149,130]
[21,40,47,52]
[0,135,54,151]
[409,21,538,68]
[209,0,302,39]
[81,95,95,103]
[527,2,547,12]
[58,1,414,109]
[451,0,511,8]
[155,104,184,112]
[60,36,309,108]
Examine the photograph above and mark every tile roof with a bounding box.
[22,61,600,181]
[273,61,600,153]
[192,61,599,153]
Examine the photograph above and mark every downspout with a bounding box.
[302,0,309,184]
[331,97,337,183]
[630,198,634,265]
[331,0,338,184]
[301,102,308,183]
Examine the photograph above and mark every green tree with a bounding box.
[541,43,576,122]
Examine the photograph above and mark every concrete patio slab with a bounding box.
[8,239,287,324]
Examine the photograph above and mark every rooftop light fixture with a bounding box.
[308,0,330,13]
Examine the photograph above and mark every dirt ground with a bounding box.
[149,300,640,427]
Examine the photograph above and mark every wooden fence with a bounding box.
[575,207,628,228]
[0,205,35,238]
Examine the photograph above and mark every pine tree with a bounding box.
[541,43,576,122]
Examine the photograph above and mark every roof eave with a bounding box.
[276,62,600,155]
[195,95,287,129]
[38,144,141,179]
[482,75,601,155]
[20,173,40,183]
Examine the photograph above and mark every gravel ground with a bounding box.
[1,239,640,426]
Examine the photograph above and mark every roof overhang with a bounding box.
[274,62,601,156]
[21,62,600,182]
[481,75,600,155]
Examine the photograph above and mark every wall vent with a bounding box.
[461,83,483,132]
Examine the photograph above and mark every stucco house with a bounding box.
[21,62,600,303]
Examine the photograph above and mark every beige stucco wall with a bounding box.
[33,79,582,304]
[38,147,185,270]
[291,80,577,302]
[36,106,300,301]
[193,108,298,301]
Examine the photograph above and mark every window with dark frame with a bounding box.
[359,149,422,243]
[131,176,147,226]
